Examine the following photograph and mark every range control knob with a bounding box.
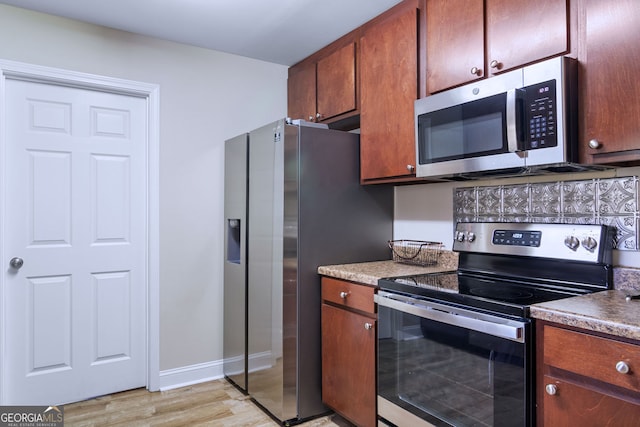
[467,232,476,242]
[456,231,466,242]
[582,236,598,252]
[564,235,580,251]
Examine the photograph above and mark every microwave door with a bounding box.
[415,105,526,178]
[415,69,526,179]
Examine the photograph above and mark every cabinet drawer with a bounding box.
[321,277,375,314]
[544,325,640,392]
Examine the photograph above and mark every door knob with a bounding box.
[9,257,24,269]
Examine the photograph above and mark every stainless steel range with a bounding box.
[375,222,615,427]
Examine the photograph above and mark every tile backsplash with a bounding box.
[453,176,639,250]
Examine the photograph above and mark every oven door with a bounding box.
[375,291,532,427]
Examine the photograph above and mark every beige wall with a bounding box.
[0,4,288,372]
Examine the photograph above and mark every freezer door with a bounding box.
[223,133,248,391]
[247,119,291,421]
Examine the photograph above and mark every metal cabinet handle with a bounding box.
[545,384,557,395]
[406,164,415,172]
[470,66,482,76]
[9,257,24,270]
[588,139,602,149]
[364,323,373,330]
[490,59,500,69]
[340,291,349,299]
[616,361,630,374]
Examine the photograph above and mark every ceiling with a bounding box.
[0,0,403,66]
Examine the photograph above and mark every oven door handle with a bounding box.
[374,291,526,343]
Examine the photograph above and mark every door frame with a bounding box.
[0,59,161,403]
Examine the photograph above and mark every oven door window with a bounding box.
[378,304,529,427]
[417,93,507,165]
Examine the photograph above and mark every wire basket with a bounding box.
[388,240,443,266]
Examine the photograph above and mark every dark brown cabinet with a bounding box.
[578,0,640,166]
[287,41,357,124]
[425,0,484,93]
[360,0,421,183]
[321,277,376,427]
[287,62,316,123]
[536,321,640,426]
[426,0,570,93]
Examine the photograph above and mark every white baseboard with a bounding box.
[158,360,223,391]
[158,350,274,391]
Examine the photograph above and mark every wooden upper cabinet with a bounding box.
[485,0,568,74]
[426,0,569,94]
[360,2,419,183]
[579,0,640,165]
[287,63,316,122]
[426,0,484,93]
[287,40,357,124]
[316,42,357,121]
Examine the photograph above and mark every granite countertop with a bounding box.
[318,251,458,286]
[531,267,640,340]
[319,254,640,341]
[530,290,640,341]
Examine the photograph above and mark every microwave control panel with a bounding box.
[522,79,557,150]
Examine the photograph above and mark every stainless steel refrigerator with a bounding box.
[223,118,393,424]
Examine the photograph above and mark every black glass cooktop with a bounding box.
[378,271,584,318]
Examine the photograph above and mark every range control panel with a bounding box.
[453,222,614,264]
[492,229,542,247]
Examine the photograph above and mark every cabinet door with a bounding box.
[426,0,484,93]
[542,376,640,426]
[287,63,316,122]
[322,303,376,427]
[360,5,418,182]
[486,0,568,75]
[316,42,357,121]
[580,0,640,164]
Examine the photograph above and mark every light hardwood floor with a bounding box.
[63,379,352,426]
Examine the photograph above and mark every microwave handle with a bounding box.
[506,88,524,152]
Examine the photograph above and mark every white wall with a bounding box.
[0,5,288,373]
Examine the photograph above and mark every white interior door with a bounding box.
[3,78,147,405]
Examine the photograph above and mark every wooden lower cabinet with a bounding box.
[541,375,640,426]
[321,277,376,427]
[536,321,640,426]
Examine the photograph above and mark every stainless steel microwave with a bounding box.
[414,56,599,180]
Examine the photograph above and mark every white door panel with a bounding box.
[4,78,147,405]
